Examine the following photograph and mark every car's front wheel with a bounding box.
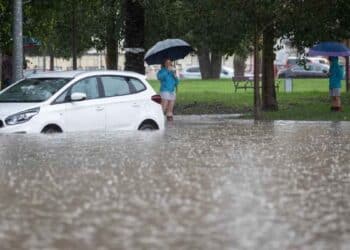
[41,125,63,134]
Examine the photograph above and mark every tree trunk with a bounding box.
[43,54,46,71]
[234,54,247,77]
[262,26,278,111]
[198,47,222,79]
[72,1,77,70]
[116,46,119,69]
[0,50,3,89]
[106,41,118,70]
[124,0,145,74]
[253,28,261,119]
[12,0,23,82]
[106,0,118,70]
[49,53,54,71]
[211,52,222,79]
[198,47,211,79]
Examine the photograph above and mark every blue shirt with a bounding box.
[329,57,344,89]
[157,67,179,93]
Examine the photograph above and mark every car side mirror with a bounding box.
[71,92,87,101]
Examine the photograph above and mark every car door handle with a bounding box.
[132,103,140,108]
[96,106,104,111]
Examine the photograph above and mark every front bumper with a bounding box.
[0,119,37,134]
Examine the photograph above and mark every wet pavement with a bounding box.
[0,115,350,250]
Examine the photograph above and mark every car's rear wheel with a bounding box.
[138,121,159,131]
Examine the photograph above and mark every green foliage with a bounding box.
[89,0,123,51]
[0,0,12,52]
[25,0,100,58]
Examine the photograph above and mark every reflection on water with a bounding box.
[0,116,350,250]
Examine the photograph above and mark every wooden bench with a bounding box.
[232,76,280,92]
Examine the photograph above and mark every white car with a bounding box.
[0,71,165,134]
[179,66,234,79]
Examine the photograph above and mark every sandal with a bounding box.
[166,116,174,122]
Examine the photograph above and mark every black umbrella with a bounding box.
[144,39,193,65]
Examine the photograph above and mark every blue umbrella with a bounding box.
[308,41,350,57]
[144,39,193,65]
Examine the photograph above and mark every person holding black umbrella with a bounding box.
[144,39,193,121]
[157,58,179,121]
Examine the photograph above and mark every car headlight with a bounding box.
[5,107,40,126]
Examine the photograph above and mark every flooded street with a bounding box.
[0,115,350,250]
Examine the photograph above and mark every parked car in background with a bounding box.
[0,71,164,134]
[308,57,329,65]
[286,56,329,69]
[179,66,234,79]
[23,69,45,78]
[278,63,329,78]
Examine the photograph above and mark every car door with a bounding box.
[100,76,141,130]
[63,76,106,132]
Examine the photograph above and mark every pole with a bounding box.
[12,0,23,82]
[346,56,349,92]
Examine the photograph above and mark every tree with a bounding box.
[0,0,12,88]
[91,0,123,70]
[124,0,145,74]
[25,0,97,70]
[145,0,248,79]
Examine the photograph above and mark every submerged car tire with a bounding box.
[138,121,159,131]
[41,125,63,134]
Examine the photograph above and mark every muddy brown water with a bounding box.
[0,115,349,250]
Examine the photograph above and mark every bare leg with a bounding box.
[166,100,176,117]
[332,97,337,108]
[161,99,169,114]
[336,96,342,110]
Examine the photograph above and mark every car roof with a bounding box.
[26,70,147,80]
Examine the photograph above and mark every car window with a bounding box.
[54,90,68,104]
[187,67,200,73]
[71,77,99,100]
[101,76,131,97]
[291,66,304,72]
[287,59,297,65]
[129,78,146,92]
[0,78,71,103]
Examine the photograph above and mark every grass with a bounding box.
[149,78,350,121]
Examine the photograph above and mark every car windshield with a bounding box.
[0,78,72,102]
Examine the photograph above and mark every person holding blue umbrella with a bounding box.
[329,57,344,112]
[157,58,179,121]
[309,41,350,112]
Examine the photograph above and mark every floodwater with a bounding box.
[0,115,350,250]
